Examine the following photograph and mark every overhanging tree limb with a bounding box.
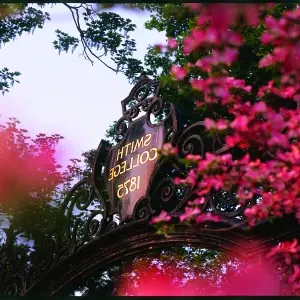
[63,3,118,73]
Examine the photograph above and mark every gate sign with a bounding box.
[105,116,164,221]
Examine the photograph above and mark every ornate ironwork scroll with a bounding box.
[93,73,179,223]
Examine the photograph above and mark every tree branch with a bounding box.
[63,3,118,73]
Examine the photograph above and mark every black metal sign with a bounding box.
[106,116,164,220]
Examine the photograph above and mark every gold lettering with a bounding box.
[126,156,134,171]
[117,184,124,198]
[108,167,114,181]
[124,143,131,156]
[110,134,157,182]
[116,147,124,161]
[149,148,158,161]
[120,161,126,175]
[140,150,149,164]
[130,141,135,154]
[114,164,121,178]
[133,154,140,168]
[144,134,152,147]
[133,137,144,152]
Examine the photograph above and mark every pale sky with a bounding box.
[0,4,166,167]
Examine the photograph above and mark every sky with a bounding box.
[0,3,166,167]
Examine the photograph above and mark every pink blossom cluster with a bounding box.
[183,28,243,56]
[150,210,171,224]
[154,37,178,55]
[179,197,221,224]
[223,103,300,149]
[267,239,300,293]
[160,143,178,156]
[154,4,300,293]
[259,9,300,103]
[191,77,251,106]
[170,65,188,80]
[194,48,238,73]
[176,148,300,226]
[170,4,300,226]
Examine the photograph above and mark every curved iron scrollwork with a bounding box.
[121,73,160,116]
[133,197,151,221]
[61,178,107,248]
[115,115,132,137]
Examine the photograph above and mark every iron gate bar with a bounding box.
[24,214,300,295]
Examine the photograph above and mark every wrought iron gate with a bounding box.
[1,74,300,296]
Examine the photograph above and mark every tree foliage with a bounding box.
[0,117,80,263]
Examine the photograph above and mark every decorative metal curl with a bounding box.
[62,178,106,248]
[151,177,177,212]
[181,133,204,156]
[134,82,152,102]
[146,98,172,128]
[115,115,132,136]
[0,270,25,296]
[141,99,152,112]
[84,212,103,237]
[3,282,19,296]
[121,74,160,115]
[106,219,118,232]
[177,121,226,158]
[133,197,151,221]
[177,122,206,158]
[128,106,140,118]
[208,190,245,218]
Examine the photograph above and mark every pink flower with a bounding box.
[170,65,188,80]
[196,212,221,223]
[261,32,273,44]
[184,3,201,12]
[281,86,296,99]
[244,4,260,26]
[186,154,202,161]
[267,239,299,258]
[216,119,228,130]
[294,94,300,101]
[226,32,244,47]
[179,206,201,222]
[204,118,228,131]
[267,133,289,148]
[253,101,267,114]
[186,169,198,185]
[174,177,184,185]
[161,143,178,156]
[151,210,171,224]
[188,197,206,206]
[196,14,210,26]
[214,86,229,98]
[225,135,244,148]
[259,54,274,68]
[223,48,238,64]
[230,115,249,132]
[204,118,216,130]
[167,38,178,50]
